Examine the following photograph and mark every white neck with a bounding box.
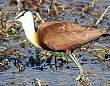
[22,18,35,41]
[19,11,37,45]
[17,11,41,47]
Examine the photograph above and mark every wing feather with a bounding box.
[38,22,106,50]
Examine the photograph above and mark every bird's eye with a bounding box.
[17,12,26,19]
[16,11,27,19]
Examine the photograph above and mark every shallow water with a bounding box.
[0,0,110,86]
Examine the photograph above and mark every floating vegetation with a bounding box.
[81,57,89,61]
[0,0,110,86]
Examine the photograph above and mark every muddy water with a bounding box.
[0,0,110,86]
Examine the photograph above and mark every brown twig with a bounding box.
[52,3,59,17]
[36,12,45,23]
[34,78,41,86]
[94,6,110,26]
[91,0,97,7]
[17,0,22,11]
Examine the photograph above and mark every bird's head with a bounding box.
[13,10,36,33]
[6,11,32,29]
[13,10,45,32]
[14,10,33,23]
[6,10,44,33]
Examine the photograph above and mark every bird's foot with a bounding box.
[76,74,89,81]
[75,74,92,86]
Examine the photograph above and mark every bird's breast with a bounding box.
[25,31,41,48]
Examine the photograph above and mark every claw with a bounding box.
[76,74,83,81]
[76,74,89,82]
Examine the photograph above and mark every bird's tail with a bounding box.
[107,29,110,35]
[101,29,110,37]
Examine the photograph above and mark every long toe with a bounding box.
[76,74,89,81]
[76,74,83,81]
[75,74,92,86]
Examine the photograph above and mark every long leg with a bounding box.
[66,50,84,80]
[70,53,84,80]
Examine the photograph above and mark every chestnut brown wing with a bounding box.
[39,22,106,51]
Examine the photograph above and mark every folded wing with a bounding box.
[39,22,106,50]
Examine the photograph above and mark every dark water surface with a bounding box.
[0,0,110,86]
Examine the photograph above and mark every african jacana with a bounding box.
[13,10,107,81]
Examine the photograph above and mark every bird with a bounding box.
[13,10,107,81]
